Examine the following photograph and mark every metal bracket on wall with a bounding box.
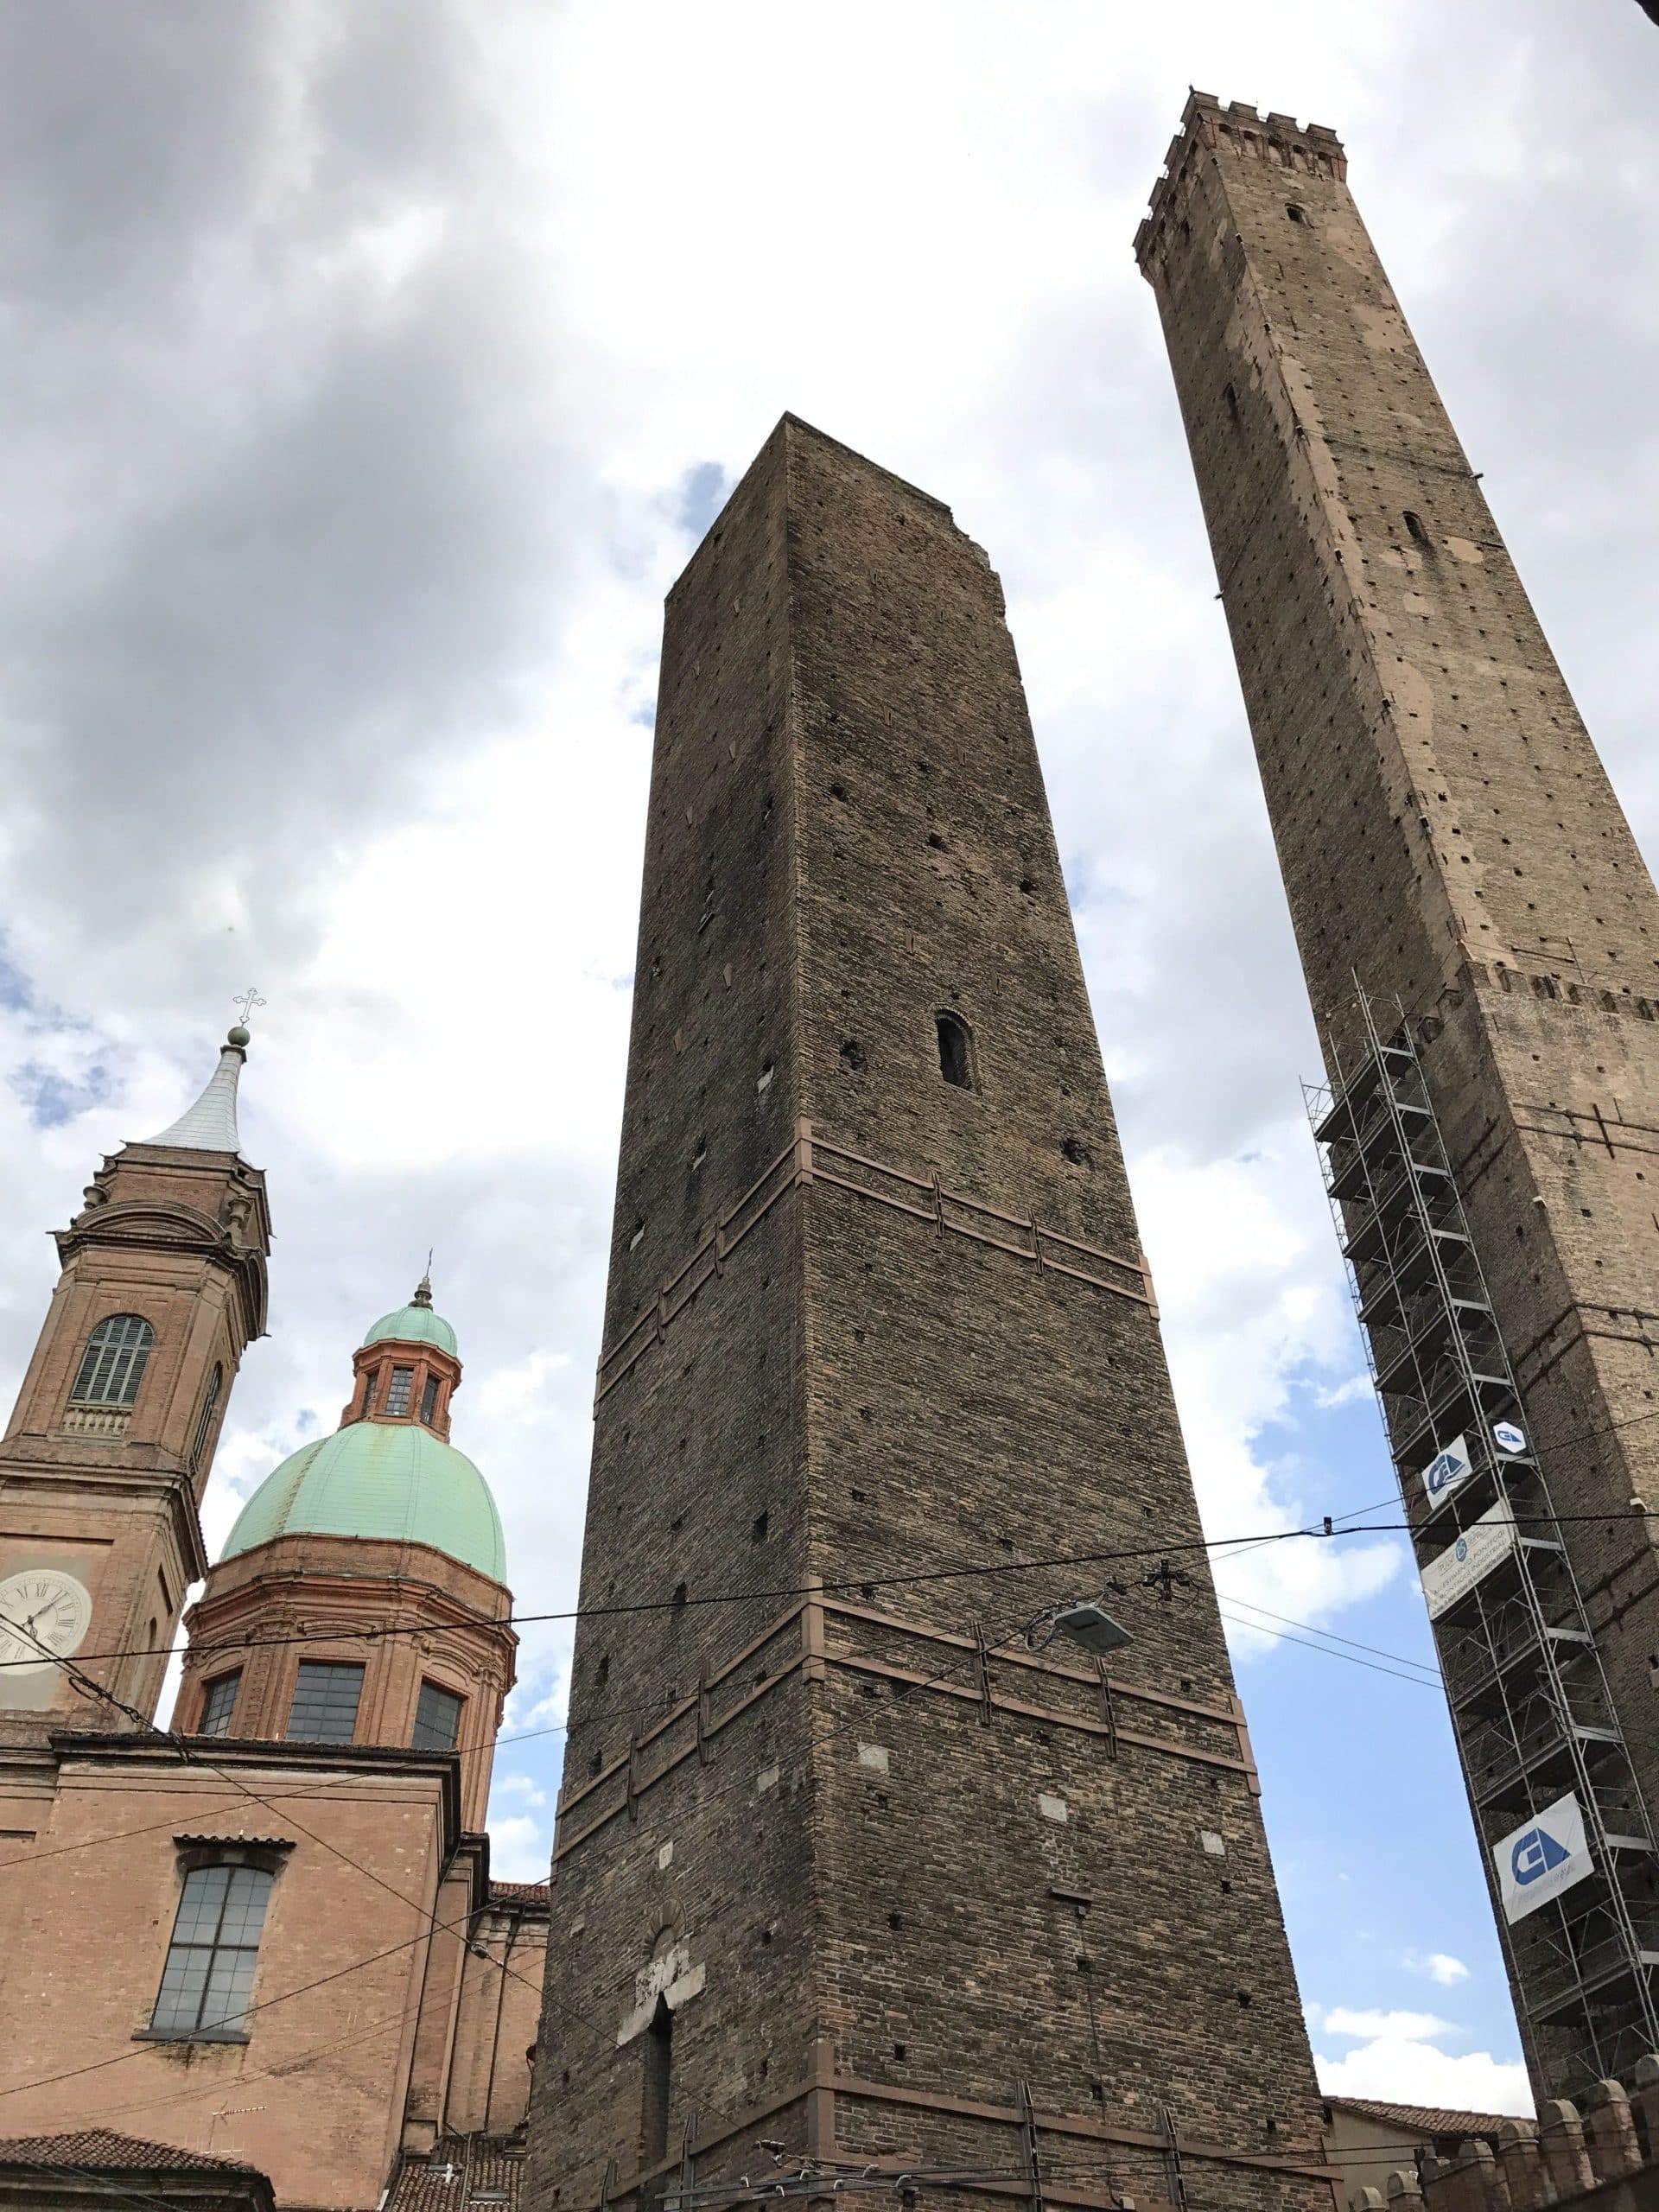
[1018,2079,1046,2212]
[696,1667,714,1763]
[1095,1661,1117,1761]
[1158,2105,1187,2212]
[669,2111,699,2212]
[972,1616,995,1726]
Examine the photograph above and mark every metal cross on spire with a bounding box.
[231,987,267,1031]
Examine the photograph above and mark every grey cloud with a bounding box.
[0,2,596,1001]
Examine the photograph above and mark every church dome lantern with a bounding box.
[181,1279,514,1830]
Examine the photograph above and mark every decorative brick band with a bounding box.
[553,1593,1255,1862]
[595,1122,1156,1407]
[564,2032,1337,2212]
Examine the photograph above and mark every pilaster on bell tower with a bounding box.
[0,1020,271,1737]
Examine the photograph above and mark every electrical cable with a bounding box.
[18,1456,1659,1681]
[1213,1592,1441,1677]
[1216,1607,1439,1688]
[0,1517,1382,1674]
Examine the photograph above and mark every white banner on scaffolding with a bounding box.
[1421,1434,1473,1507]
[1494,1792,1593,1924]
[1421,1498,1516,1618]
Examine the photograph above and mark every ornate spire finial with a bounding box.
[227,986,265,1049]
[412,1256,434,1309]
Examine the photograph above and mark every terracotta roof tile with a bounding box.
[0,2131,257,2176]
[1325,2096,1525,2139]
[385,2138,526,2212]
[487,1880,549,1905]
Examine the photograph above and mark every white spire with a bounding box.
[141,1031,248,1154]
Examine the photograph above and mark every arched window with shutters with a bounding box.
[70,1314,156,1408]
[191,1365,224,1471]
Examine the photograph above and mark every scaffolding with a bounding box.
[1306,987,1659,2095]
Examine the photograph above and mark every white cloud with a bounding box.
[1322,2008,1456,2043]
[1408,1951,1473,1988]
[492,1772,547,1809]
[1317,2033,1530,2115]
[485,1811,550,1883]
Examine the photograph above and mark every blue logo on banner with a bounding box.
[1426,1447,1465,1496]
[1512,1824,1572,1886]
[1454,1537,1470,1563]
[1494,1421,1527,1455]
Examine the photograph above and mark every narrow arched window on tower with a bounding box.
[641,1995,673,2168]
[420,1375,440,1426]
[936,1011,975,1090]
[191,1365,224,1472]
[1404,511,1429,546]
[70,1313,155,1408]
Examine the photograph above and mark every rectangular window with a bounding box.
[360,1371,378,1415]
[412,1680,463,1751]
[190,1365,223,1471]
[386,1367,414,1416]
[199,1673,241,1738]
[286,1661,365,1744]
[150,1860,273,2038]
[420,1374,440,1425]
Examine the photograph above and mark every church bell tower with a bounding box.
[0,1022,270,1737]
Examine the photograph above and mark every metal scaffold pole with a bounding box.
[1306,985,1659,2094]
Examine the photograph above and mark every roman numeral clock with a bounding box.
[0,1569,93,1676]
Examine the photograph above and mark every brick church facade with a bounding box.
[0,1033,547,2209]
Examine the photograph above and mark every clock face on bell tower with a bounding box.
[0,1569,92,1674]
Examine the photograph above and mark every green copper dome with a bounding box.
[362,1302,458,1356]
[221,1421,505,1581]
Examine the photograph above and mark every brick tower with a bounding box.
[0,1026,270,1737]
[1137,97,1659,2096]
[528,417,1336,2212]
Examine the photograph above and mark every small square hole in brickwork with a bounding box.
[840,1039,866,1074]
[893,2044,907,2061]
[673,1582,688,1607]
[889,1912,904,1930]
[753,1512,768,1543]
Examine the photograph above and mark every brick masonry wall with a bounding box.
[528,417,1335,2212]
[1138,97,1659,2094]
[0,1745,450,2209]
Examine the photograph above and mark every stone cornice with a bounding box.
[48,1727,466,1855]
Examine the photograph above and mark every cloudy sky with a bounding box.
[3,0,1656,2117]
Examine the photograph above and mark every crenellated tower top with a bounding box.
[1134,92,1346,275]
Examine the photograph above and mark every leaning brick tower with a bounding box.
[1137,95,1659,2098]
[527,416,1337,2212]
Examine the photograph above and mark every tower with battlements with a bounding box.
[528,416,1336,2212]
[1137,94,1659,2097]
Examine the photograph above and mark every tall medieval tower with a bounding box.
[0,1027,270,1736]
[1137,96,1659,2097]
[529,417,1337,2212]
